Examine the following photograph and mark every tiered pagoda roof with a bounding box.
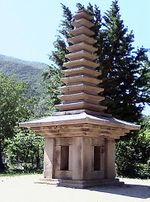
[56,10,106,114]
[20,10,140,138]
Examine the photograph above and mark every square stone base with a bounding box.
[37,178,124,188]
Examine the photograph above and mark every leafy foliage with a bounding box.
[0,73,30,139]
[116,116,150,178]
[4,130,44,172]
[49,4,73,69]
[0,73,30,171]
[42,66,62,112]
[98,1,150,122]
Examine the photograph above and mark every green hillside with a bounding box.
[0,54,48,97]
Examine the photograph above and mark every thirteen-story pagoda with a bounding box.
[20,10,140,188]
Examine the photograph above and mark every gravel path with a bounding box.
[0,174,149,202]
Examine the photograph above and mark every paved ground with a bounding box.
[0,174,149,202]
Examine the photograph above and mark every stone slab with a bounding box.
[37,178,124,188]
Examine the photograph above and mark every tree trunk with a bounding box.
[0,141,5,172]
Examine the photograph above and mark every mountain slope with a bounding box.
[0,54,49,97]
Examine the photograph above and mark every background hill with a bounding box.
[0,54,49,97]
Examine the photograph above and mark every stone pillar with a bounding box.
[72,137,83,180]
[43,137,55,179]
[82,137,92,179]
[72,137,92,180]
[105,138,116,179]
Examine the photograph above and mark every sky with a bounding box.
[0,0,150,115]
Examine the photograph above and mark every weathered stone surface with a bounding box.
[20,112,140,133]
[67,34,96,45]
[58,93,104,104]
[69,26,95,36]
[71,18,93,28]
[61,75,101,85]
[63,67,101,77]
[59,9,106,114]
[73,11,92,21]
[63,58,99,68]
[44,138,55,178]
[66,42,98,53]
[19,10,140,188]
[65,50,98,61]
[60,83,103,95]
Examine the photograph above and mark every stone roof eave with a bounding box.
[19,112,140,131]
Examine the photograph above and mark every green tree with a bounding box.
[4,129,44,172]
[44,1,150,177]
[101,1,150,177]
[98,0,150,122]
[0,73,30,171]
[42,4,73,108]
[116,116,150,178]
[42,66,62,112]
[45,1,150,122]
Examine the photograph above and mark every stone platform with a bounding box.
[37,178,124,188]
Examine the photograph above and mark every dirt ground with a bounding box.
[0,174,149,202]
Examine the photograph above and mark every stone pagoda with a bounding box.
[20,10,140,188]
[56,11,105,114]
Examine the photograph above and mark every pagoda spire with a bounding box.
[56,10,106,114]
